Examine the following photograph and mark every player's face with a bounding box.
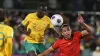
[37,10,46,18]
[62,26,72,40]
[37,6,47,18]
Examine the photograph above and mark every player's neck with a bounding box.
[64,36,71,40]
[36,12,44,19]
[36,12,40,19]
[63,34,74,40]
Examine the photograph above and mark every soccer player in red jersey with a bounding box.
[38,14,93,56]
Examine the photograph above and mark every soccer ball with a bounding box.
[51,14,63,27]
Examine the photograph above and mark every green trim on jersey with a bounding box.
[0,32,5,47]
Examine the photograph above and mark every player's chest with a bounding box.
[28,19,48,29]
[59,38,79,48]
[59,40,80,53]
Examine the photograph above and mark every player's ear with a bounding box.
[61,32,63,35]
[59,32,63,39]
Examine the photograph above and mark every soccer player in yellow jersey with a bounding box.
[18,4,58,56]
[0,10,13,56]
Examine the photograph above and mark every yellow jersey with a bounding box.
[0,22,13,56]
[22,13,53,43]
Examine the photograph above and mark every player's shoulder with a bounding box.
[44,15,50,19]
[44,15,51,22]
[74,31,81,34]
[27,12,36,16]
[73,31,82,36]
[5,25,13,30]
[54,38,65,45]
[56,38,63,42]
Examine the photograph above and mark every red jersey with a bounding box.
[52,32,82,56]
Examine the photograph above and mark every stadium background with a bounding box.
[0,0,100,56]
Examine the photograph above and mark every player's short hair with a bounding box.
[0,9,5,22]
[37,3,47,12]
[61,24,69,30]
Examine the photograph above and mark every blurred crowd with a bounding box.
[1,0,100,11]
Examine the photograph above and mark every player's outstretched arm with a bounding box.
[77,14,93,36]
[38,46,54,56]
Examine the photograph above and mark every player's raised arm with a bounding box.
[77,14,93,36]
[38,46,54,56]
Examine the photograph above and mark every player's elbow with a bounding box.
[18,25,24,33]
[88,29,94,35]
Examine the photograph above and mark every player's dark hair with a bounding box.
[61,24,69,30]
[0,9,5,22]
[37,3,46,8]
[37,3,47,12]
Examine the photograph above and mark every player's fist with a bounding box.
[77,14,84,24]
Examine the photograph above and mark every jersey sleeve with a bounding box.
[21,14,31,26]
[52,40,59,49]
[47,17,53,28]
[7,27,14,38]
[74,32,82,39]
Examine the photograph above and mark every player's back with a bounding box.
[0,24,12,56]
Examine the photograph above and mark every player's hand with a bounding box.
[24,22,31,35]
[77,13,84,24]
[23,26,31,35]
[26,28,31,35]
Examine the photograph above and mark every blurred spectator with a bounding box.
[96,26,100,36]
[60,12,70,25]
[82,41,96,56]
[14,0,24,9]
[95,0,100,11]
[92,37,100,56]
[48,0,57,10]
[83,0,95,11]
[92,46,100,56]
[96,19,100,36]
[75,0,83,11]
[58,0,70,11]
[3,0,14,9]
